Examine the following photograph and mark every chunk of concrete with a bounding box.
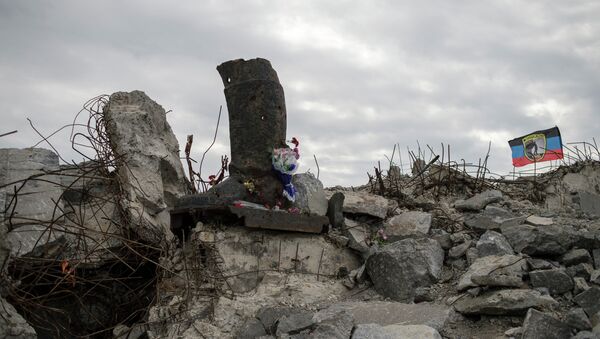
[366,238,444,301]
[457,254,526,291]
[574,277,591,295]
[310,308,354,339]
[325,190,395,219]
[236,318,267,339]
[501,224,578,256]
[574,287,600,317]
[566,308,593,331]
[59,164,123,251]
[448,240,472,259]
[322,301,450,331]
[562,248,593,266]
[352,324,442,339]
[275,311,315,335]
[454,190,503,211]
[568,263,595,280]
[525,215,554,226]
[529,269,574,295]
[256,306,297,334]
[476,230,514,257]
[0,148,63,225]
[526,258,557,271]
[579,192,600,217]
[464,206,524,232]
[0,297,37,338]
[292,173,327,216]
[453,289,557,315]
[104,91,189,245]
[521,308,572,339]
[5,224,67,257]
[470,274,523,288]
[327,192,345,229]
[591,270,600,285]
[230,204,328,233]
[383,211,432,239]
[344,218,370,253]
[213,226,361,293]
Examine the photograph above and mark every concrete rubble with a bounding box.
[104,90,191,244]
[1,58,600,338]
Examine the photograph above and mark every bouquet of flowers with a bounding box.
[272,138,300,202]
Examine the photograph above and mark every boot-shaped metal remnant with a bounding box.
[217,58,288,177]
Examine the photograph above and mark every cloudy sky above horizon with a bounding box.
[1,1,599,186]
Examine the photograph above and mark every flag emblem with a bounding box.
[522,133,546,162]
[509,127,563,167]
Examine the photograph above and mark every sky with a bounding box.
[0,1,599,187]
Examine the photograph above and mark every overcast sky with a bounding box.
[1,1,599,186]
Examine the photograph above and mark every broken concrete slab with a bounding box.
[352,324,442,339]
[366,238,444,301]
[454,190,503,211]
[104,91,189,245]
[457,254,526,291]
[229,204,328,233]
[59,163,123,251]
[453,289,557,315]
[529,268,574,295]
[212,226,361,293]
[292,173,327,216]
[521,308,572,339]
[323,301,451,331]
[0,148,63,225]
[383,210,432,239]
[325,190,395,219]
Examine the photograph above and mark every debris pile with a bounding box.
[1,58,600,338]
[1,92,189,337]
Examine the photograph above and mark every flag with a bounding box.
[508,126,563,167]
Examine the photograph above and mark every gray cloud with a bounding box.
[1,0,598,186]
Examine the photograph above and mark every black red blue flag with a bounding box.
[508,126,563,167]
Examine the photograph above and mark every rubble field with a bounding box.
[1,58,600,339]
